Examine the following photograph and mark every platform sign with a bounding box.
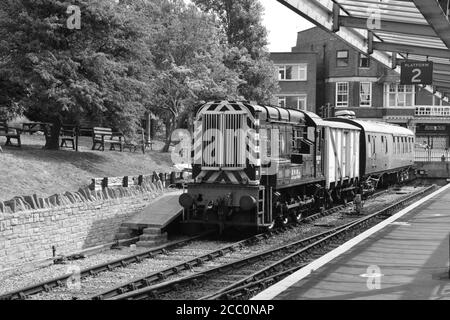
[400,61,433,85]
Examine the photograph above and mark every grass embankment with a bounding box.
[0,134,175,202]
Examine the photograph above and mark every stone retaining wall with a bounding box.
[0,181,165,271]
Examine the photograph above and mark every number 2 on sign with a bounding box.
[411,68,422,83]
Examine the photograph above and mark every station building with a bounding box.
[271,27,450,149]
[269,52,317,113]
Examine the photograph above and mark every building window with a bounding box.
[336,50,349,67]
[277,95,307,110]
[360,82,372,107]
[433,95,443,106]
[386,84,415,107]
[277,64,307,81]
[297,95,307,110]
[278,96,286,108]
[336,82,349,107]
[359,53,370,68]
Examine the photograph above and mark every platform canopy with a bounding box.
[277,0,450,102]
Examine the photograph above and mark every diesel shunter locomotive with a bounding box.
[179,101,415,232]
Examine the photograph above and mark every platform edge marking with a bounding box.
[252,184,450,300]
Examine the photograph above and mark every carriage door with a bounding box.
[371,135,376,169]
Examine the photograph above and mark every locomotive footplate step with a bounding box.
[254,184,450,300]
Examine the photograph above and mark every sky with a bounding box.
[261,1,314,52]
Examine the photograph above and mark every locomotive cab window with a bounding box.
[292,128,302,153]
[292,127,313,157]
[278,126,291,161]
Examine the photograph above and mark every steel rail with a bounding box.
[92,201,370,300]
[109,217,377,300]
[111,185,434,300]
[90,200,362,300]
[0,231,213,300]
[201,185,436,300]
[89,209,342,300]
[200,265,309,300]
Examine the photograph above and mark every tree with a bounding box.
[0,0,154,149]
[193,0,279,104]
[147,0,243,152]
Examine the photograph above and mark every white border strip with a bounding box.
[252,184,450,300]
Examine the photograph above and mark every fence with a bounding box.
[415,148,450,162]
[89,170,192,191]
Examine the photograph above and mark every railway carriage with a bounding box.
[329,114,415,191]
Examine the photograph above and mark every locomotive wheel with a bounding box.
[267,221,276,231]
[267,216,288,230]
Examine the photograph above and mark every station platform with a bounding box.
[123,190,183,229]
[254,184,450,300]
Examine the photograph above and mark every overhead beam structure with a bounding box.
[277,0,450,103]
[338,16,437,37]
[277,0,394,72]
[372,42,450,60]
[412,0,450,49]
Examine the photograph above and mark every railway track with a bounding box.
[0,232,213,300]
[109,184,434,300]
[0,184,421,300]
[0,201,347,300]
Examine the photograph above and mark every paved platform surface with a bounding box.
[124,190,183,229]
[254,184,450,300]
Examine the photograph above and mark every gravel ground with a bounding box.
[1,185,428,300]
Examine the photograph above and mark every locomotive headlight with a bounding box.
[240,195,257,211]
[195,176,203,183]
[179,193,194,208]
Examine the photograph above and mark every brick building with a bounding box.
[288,27,450,149]
[269,52,317,112]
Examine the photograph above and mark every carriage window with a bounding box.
[385,136,388,153]
[372,136,376,155]
[393,136,396,154]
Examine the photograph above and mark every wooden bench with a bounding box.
[21,122,52,135]
[92,127,124,151]
[121,130,155,154]
[0,122,21,147]
[60,124,79,151]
